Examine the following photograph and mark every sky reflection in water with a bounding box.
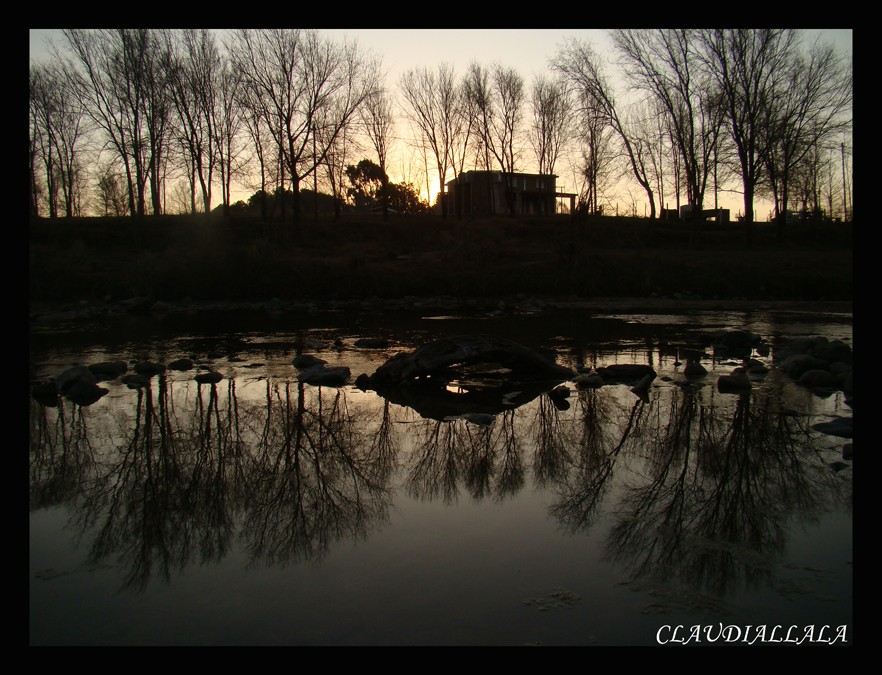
[29,311,853,645]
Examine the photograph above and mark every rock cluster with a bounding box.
[32,365,109,407]
[773,336,853,396]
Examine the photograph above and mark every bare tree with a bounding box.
[30,59,93,218]
[29,66,43,218]
[529,74,572,215]
[95,161,129,216]
[399,63,460,217]
[359,82,395,218]
[462,62,525,216]
[168,29,220,215]
[790,140,847,220]
[462,63,493,172]
[529,74,572,180]
[214,56,244,217]
[699,29,796,245]
[29,64,59,218]
[230,29,376,227]
[461,62,496,212]
[554,39,657,219]
[578,103,617,215]
[63,29,172,218]
[320,112,361,219]
[237,79,278,222]
[759,35,852,238]
[449,78,478,218]
[642,98,670,216]
[142,31,174,216]
[611,30,724,220]
[491,65,525,216]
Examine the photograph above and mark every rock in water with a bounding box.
[65,380,109,406]
[121,374,151,389]
[362,335,575,422]
[168,358,195,371]
[135,361,166,376]
[195,371,223,385]
[299,365,351,387]
[88,361,128,379]
[293,354,327,369]
[55,365,97,394]
[354,338,390,349]
[717,373,752,393]
[683,360,707,379]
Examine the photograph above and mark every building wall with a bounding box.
[448,171,557,217]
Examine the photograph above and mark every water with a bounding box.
[28,305,853,645]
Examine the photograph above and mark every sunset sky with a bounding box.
[29,28,852,218]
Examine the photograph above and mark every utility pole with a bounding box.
[713,145,718,211]
[313,134,318,220]
[828,150,834,219]
[841,143,848,222]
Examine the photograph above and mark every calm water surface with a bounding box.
[29,306,853,645]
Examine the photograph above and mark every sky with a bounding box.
[31,28,851,85]
[29,28,852,218]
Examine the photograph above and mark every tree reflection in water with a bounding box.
[240,381,392,568]
[407,419,470,504]
[531,395,572,487]
[28,365,849,596]
[406,409,530,504]
[73,377,194,592]
[29,375,395,591]
[551,381,849,596]
[548,388,647,533]
[29,398,99,510]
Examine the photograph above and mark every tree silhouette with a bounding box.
[554,38,658,219]
[360,86,396,219]
[229,29,377,227]
[399,63,462,218]
[699,29,795,244]
[63,29,174,218]
[346,158,386,208]
[759,36,852,236]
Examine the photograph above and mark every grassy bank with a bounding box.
[29,213,853,304]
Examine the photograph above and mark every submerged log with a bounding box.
[362,334,575,421]
[367,334,575,388]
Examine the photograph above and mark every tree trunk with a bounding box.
[291,173,301,227]
[123,158,137,218]
[743,182,755,250]
[438,166,447,218]
[30,148,39,218]
[150,158,162,216]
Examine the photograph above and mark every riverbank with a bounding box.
[29,294,853,336]
[30,213,853,305]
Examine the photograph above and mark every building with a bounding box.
[445,170,575,217]
[678,205,731,224]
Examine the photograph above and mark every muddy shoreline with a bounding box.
[30,295,853,328]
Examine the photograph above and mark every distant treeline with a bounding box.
[223,166,429,221]
[30,29,851,247]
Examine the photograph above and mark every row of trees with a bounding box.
[29,29,851,238]
[229,161,427,219]
[553,30,852,240]
[29,29,383,224]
